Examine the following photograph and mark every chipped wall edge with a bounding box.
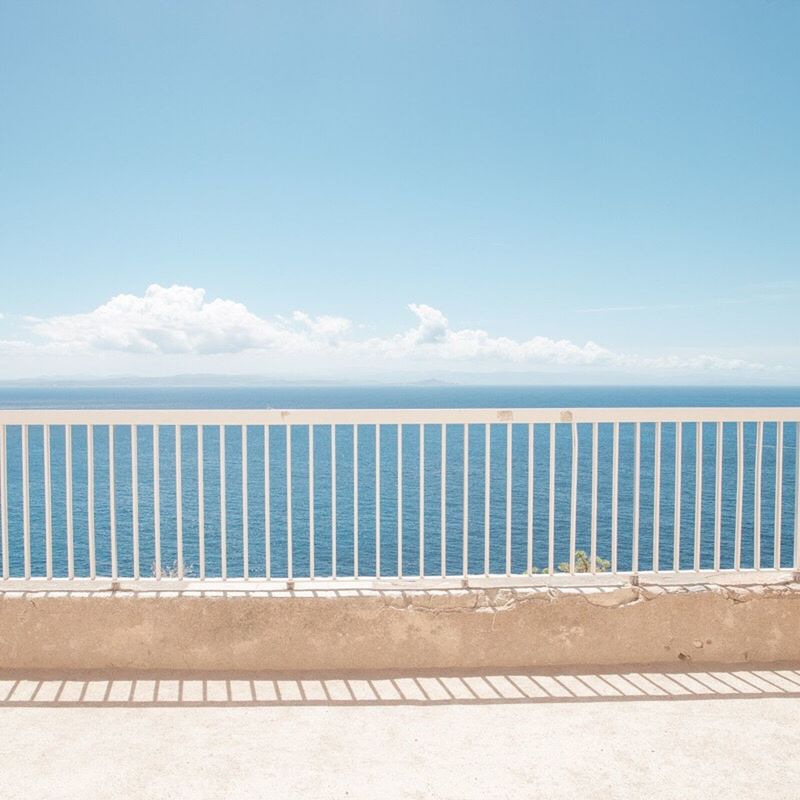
[1,582,799,671]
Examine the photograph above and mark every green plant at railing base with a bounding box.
[150,561,196,579]
[558,550,610,573]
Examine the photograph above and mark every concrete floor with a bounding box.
[1,667,799,799]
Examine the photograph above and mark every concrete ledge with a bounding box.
[2,582,799,670]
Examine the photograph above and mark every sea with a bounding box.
[0,385,798,580]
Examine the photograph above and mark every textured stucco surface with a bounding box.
[2,695,800,800]
[1,582,799,670]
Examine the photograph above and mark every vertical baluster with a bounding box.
[175,426,182,580]
[197,426,205,580]
[152,426,160,578]
[264,425,272,580]
[332,425,338,578]
[735,421,743,571]
[375,425,380,578]
[150,426,159,578]
[674,422,682,572]
[611,422,619,574]
[44,425,53,580]
[569,422,577,574]
[714,422,723,572]
[286,425,292,582]
[794,422,800,576]
[22,425,30,579]
[131,426,139,580]
[775,421,783,569]
[462,423,469,579]
[396,424,401,578]
[484,424,490,577]
[219,426,225,580]
[653,422,661,573]
[632,422,640,575]
[419,425,424,578]
[527,423,534,576]
[87,425,95,580]
[354,424,359,578]
[309,425,315,579]
[0,425,7,579]
[505,423,512,576]
[591,422,598,574]
[441,424,446,579]
[548,423,555,575]
[109,425,117,580]
[241,426,248,580]
[66,425,74,580]
[694,422,703,572]
[754,421,763,570]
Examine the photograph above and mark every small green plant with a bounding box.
[150,560,196,579]
[558,550,610,573]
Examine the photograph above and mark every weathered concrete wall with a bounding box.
[1,583,799,670]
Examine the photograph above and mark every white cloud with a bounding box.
[368,304,767,372]
[0,339,32,351]
[30,284,308,355]
[20,283,773,374]
[370,304,615,365]
[291,310,352,340]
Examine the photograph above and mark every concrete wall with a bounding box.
[1,583,799,671]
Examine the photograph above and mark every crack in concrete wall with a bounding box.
[376,581,800,615]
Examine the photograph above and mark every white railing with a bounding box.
[0,408,798,586]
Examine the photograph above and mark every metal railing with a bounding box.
[0,408,798,585]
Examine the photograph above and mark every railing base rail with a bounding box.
[0,569,796,595]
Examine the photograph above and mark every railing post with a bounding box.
[376,424,381,579]
[0,424,7,580]
[175,425,182,580]
[794,422,800,581]
[462,423,469,582]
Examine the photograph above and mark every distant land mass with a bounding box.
[0,374,355,388]
[0,372,792,389]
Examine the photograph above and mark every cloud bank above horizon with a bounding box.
[1,283,778,379]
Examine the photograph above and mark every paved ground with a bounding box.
[1,666,799,799]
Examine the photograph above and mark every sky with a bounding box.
[0,0,798,383]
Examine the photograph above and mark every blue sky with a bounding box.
[0,1,798,381]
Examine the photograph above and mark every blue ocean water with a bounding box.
[2,384,799,411]
[0,385,798,579]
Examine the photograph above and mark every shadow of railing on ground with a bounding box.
[1,666,799,707]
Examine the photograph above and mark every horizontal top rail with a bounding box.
[0,407,799,425]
